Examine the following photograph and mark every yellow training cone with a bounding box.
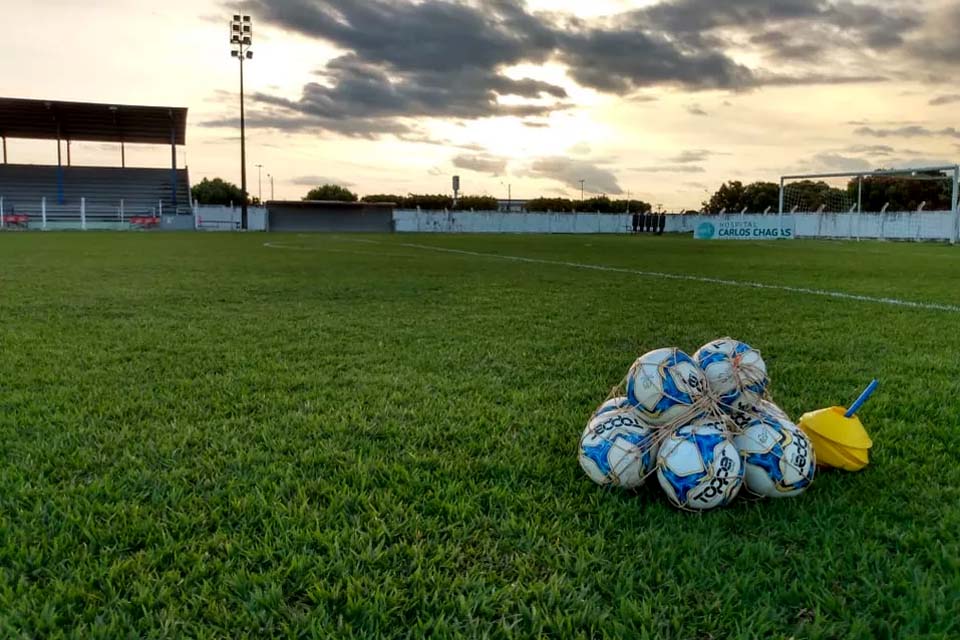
[797,380,876,472]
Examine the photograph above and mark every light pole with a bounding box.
[579,179,585,202]
[230,13,253,229]
[267,173,275,201]
[255,163,263,203]
[501,182,511,211]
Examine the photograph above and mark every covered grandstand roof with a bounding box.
[0,97,187,145]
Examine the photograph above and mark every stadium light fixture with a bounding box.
[230,12,253,229]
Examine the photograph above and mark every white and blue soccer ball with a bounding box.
[759,400,790,424]
[594,396,631,417]
[694,338,768,414]
[656,421,744,510]
[626,348,707,427]
[729,398,789,431]
[734,415,815,498]
[579,408,659,489]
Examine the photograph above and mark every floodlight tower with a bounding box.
[230,13,253,229]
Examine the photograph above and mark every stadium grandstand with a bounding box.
[0,97,189,229]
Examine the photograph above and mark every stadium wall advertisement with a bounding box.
[694,217,795,240]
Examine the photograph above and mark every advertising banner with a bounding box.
[694,217,795,240]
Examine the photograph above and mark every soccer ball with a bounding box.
[656,421,744,510]
[579,408,659,489]
[694,338,768,414]
[626,348,707,427]
[729,398,790,431]
[594,396,631,416]
[734,415,816,498]
[759,400,790,423]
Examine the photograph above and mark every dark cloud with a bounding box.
[755,72,886,87]
[686,104,708,116]
[749,30,825,62]
[452,154,507,176]
[843,144,897,155]
[805,153,872,172]
[211,0,565,136]
[641,0,921,51]
[291,175,354,187]
[204,0,934,139]
[905,4,960,66]
[239,54,565,136]
[640,0,822,34]
[521,157,623,195]
[557,27,754,93]
[930,94,960,106]
[667,150,714,163]
[855,126,960,139]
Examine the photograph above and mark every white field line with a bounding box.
[265,239,960,314]
[396,242,960,314]
[263,241,417,259]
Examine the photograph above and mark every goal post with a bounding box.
[779,165,960,244]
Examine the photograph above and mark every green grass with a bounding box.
[1,232,959,639]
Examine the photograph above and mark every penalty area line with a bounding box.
[391,241,960,314]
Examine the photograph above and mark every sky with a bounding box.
[3,0,960,209]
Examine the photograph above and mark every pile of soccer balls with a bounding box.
[578,338,816,511]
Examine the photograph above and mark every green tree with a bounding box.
[703,181,781,213]
[609,199,653,214]
[361,194,403,205]
[703,181,746,213]
[454,196,499,211]
[190,178,246,206]
[849,172,952,212]
[526,198,576,212]
[743,182,780,212]
[303,184,358,202]
[781,180,849,212]
[404,194,454,210]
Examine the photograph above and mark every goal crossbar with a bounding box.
[781,165,959,181]
[778,164,960,244]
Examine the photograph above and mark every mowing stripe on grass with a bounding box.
[264,240,960,313]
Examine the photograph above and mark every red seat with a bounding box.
[130,216,160,228]
[3,214,28,227]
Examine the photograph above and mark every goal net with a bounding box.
[779,166,960,242]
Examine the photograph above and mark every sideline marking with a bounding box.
[263,241,416,259]
[264,240,960,313]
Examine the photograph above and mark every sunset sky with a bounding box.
[4,0,960,209]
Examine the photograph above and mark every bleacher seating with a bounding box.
[0,164,190,221]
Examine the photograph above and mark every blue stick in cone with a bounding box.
[845,379,879,418]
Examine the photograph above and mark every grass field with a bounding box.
[1,232,959,639]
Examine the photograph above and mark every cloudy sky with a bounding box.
[4,0,960,208]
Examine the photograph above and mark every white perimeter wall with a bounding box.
[396,209,959,241]
[194,205,267,231]
[395,209,633,234]
[670,211,958,241]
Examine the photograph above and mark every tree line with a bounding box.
[192,173,955,214]
[702,172,954,214]
[191,180,653,212]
